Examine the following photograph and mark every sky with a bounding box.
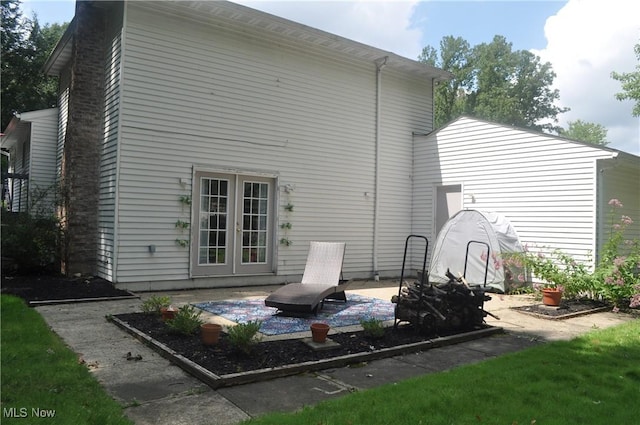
[22,0,640,155]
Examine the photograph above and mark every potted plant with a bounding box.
[506,248,569,306]
[160,305,177,321]
[310,322,330,343]
[201,323,223,345]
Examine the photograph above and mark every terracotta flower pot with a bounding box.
[160,307,177,321]
[310,323,330,343]
[542,288,562,306]
[201,323,223,346]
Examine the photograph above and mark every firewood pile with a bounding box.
[392,269,494,334]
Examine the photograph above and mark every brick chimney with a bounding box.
[59,1,106,276]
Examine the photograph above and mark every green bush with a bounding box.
[165,305,204,336]
[360,318,385,339]
[140,296,172,314]
[227,320,262,354]
[1,210,61,273]
[503,198,640,309]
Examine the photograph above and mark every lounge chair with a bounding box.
[264,241,349,314]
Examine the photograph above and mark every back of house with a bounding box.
[44,0,451,290]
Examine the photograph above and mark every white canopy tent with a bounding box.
[429,210,525,293]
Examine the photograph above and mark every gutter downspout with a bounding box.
[373,56,388,281]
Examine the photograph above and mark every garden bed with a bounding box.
[110,312,501,388]
[1,274,137,305]
[511,299,610,320]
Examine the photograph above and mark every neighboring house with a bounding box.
[412,116,640,273]
[1,108,59,214]
[43,1,451,290]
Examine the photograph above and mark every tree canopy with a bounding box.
[558,119,609,146]
[611,41,640,117]
[1,0,68,130]
[420,35,568,131]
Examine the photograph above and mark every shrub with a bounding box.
[227,320,262,354]
[1,210,61,273]
[166,305,204,336]
[590,199,640,308]
[503,198,640,309]
[1,185,62,274]
[140,296,172,314]
[360,318,385,339]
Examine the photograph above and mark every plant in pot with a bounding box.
[201,323,223,346]
[506,247,572,306]
[310,322,330,343]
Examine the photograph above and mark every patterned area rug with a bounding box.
[194,294,395,336]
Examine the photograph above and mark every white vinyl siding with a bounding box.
[55,75,70,184]
[96,24,123,281]
[5,109,59,213]
[597,157,640,260]
[112,4,435,284]
[413,116,625,269]
[27,109,58,212]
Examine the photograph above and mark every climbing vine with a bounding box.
[175,194,191,248]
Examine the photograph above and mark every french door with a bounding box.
[191,171,275,276]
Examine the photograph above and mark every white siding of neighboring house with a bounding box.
[8,128,29,212]
[111,3,434,286]
[412,116,622,272]
[3,109,58,214]
[25,109,59,213]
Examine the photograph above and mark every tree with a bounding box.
[611,41,640,117]
[559,120,609,146]
[420,35,568,131]
[419,36,474,127]
[1,0,67,130]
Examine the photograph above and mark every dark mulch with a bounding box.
[1,273,135,304]
[511,299,610,319]
[113,312,485,376]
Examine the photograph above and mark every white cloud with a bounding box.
[237,1,422,59]
[533,0,640,155]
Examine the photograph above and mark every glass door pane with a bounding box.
[241,181,269,264]
[199,177,229,265]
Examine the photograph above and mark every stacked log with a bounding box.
[391,270,492,334]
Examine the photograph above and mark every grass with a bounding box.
[244,319,640,425]
[1,295,133,425]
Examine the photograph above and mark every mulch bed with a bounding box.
[113,312,486,376]
[511,299,610,320]
[1,273,136,305]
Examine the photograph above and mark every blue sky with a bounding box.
[415,1,566,52]
[21,1,639,155]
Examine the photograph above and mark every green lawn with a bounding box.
[2,293,639,425]
[244,319,640,425]
[1,295,133,425]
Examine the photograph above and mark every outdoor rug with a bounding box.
[194,294,395,336]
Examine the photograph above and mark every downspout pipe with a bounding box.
[373,56,388,281]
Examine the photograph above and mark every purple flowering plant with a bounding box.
[591,199,640,308]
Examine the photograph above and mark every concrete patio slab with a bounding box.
[33,279,637,425]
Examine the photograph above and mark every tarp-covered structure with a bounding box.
[429,209,525,293]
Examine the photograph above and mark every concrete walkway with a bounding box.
[36,280,636,425]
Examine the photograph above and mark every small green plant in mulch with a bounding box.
[140,296,172,314]
[360,318,386,339]
[165,305,204,336]
[227,320,263,354]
